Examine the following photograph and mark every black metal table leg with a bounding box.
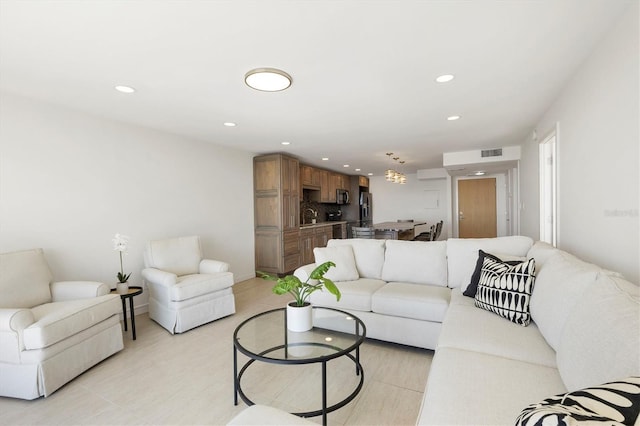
[129,296,136,340]
[121,297,128,331]
[322,361,327,426]
[233,346,238,405]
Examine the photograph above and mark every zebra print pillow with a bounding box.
[474,256,536,326]
[515,377,640,426]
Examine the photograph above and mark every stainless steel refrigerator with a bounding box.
[359,192,372,226]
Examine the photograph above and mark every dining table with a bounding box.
[372,221,427,240]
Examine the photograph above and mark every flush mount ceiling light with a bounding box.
[244,68,292,92]
[436,74,455,83]
[115,85,135,93]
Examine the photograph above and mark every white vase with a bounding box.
[286,302,313,332]
[116,282,129,295]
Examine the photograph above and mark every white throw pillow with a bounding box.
[327,239,386,279]
[529,253,600,350]
[381,240,448,286]
[313,245,359,282]
[556,273,640,392]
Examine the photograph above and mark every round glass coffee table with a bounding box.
[233,306,366,425]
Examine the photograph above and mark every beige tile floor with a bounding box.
[0,278,433,425]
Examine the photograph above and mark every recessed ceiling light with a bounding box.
[223,122,237,127]
[436,74,454,83]
[245,68,292,92]
[322,157,329,161]
[343,164,350,168]
[281,141,290,145]
[367,173,373,176]
[447,115,461,121]
[355,168,361,172]
[474,171,486,176]
[115,85,135,93]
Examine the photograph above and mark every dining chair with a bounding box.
[412,224,435,241]
[434,220,444,240]
[352,227,376,239]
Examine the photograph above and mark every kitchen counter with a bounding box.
[300,220,347,229]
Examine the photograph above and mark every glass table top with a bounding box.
[234,307,366,363]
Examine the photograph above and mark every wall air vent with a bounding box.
[481,148,503,158]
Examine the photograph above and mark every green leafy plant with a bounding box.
[258,261,341,307]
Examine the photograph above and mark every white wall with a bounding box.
[520,3,639,282]
[370,174,450,239]
[0,93,256,312]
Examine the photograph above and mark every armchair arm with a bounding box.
[51,281,111,302]
[141,268,177,288]
[0,309,35,333]
[293,263,318,284]
[199,259,230,274]
[0,309,34,362]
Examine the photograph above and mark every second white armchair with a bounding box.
[142,236,235,334]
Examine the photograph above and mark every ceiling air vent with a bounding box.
[481,148,503,158]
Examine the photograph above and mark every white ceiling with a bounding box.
[0,0,630,176]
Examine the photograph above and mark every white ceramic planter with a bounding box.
[116,282,129,295]
[286,302,313,332]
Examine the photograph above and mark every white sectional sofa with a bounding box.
[292,236,640,425]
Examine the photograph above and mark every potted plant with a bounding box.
[259,261,341,332]
[112,233,131,294]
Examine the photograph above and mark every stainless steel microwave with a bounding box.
[336,189,350,205]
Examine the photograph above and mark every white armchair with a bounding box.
[141,236,235,334]
[0,248,123,400]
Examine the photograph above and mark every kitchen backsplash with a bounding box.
[300,200,343,224]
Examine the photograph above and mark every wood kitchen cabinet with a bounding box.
[320,170,334,203]
[301,165,321,188]
[299,224,334,266]
[254,154,300,274]
[358,175,369,188]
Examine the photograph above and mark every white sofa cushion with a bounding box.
[529,253,600,350]
[144,235,202,276]
[447,236,534,290]
[309,278,386,312]
[556,274,640,392]
[418,347,566,426]
[171,272,234,301]
[0,248,53,309]
[371,283,450,322]
[381,240,448,286]
[327,239,385,280]
[23,295,121,350]
[438,289,557,368]
[313,245,359,282]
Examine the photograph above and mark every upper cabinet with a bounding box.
[302,164,349,204]
[358,175,369,188]
[301,165,321,189]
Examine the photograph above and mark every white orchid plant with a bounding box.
[112,233,131,283]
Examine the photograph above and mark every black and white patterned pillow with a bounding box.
[474,256,536,326]
[515,376,640,426]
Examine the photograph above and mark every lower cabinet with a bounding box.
[299,225,334,267]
